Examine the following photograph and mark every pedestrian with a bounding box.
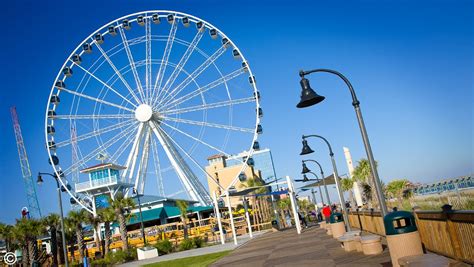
[322,204,332,223]
[298,212,308,228]
[285,210,292,227]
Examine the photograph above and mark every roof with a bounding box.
[131,195,198,206]
[80,163,126,173]
[189,205,214,212]
[128,207,164,225]
[207,154,226,160]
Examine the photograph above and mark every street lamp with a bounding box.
[301,160,330,204]
[132,188,147,247]
[297,172,326,206]
[299,134,351,231]
[37,172,69,267]
[296,68,388,216]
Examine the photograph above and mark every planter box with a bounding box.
[137,247,159,260]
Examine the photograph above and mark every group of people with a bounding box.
[281,203,339,229]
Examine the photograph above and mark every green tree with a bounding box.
[63,217,77,261]
[352,159,379,208]
[97,207,116,255]
[0,223,14,252]
[13,218,44,265]
[86,213,102,255]
[176,200,189,239]
[277,198,291,227]
[42,214,61,266]
[67,209,88,262]
[109,192,135,251]
[386,179,412,207]
[242,177,269,230]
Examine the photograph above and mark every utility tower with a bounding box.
[10,106,42,218]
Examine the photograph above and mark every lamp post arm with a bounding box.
[302,134,334,157]
[299,69,360,107]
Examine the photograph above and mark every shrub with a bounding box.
[154,239,173,254]
[192,237,204,248]
[179,238,194,251]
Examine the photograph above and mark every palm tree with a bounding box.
[176,200,189,239]
[63,217,77,261]
[386,179,412,207]
[86,213,102,255]
[109,192,135,251]
[241,177,268,230]
[96,207,116,255]
[352,159,379,208]
[13,218,44,265]
[67,209,88,262]
[42,214,61,266]
[0,223,14,252]
[341,177,355,206]
[12,219,30,266]
[277,198,291,227]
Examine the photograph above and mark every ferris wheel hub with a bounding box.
[135,104,153,122]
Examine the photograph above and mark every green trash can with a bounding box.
[384,211,423,267]
[329,212,345,238]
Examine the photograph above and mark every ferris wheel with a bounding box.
[45,10,262,214]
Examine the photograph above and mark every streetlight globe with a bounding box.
[37,174,44,185]
[296,77,325,108]
[300,139,314,155]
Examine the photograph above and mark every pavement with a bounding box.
[118,231,269,267]
[211,226,393,267]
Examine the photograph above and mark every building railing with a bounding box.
[75,175,118,191]
[348,209,474,264]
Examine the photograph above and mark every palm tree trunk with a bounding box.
[104,222,111,255]
[22,246,29,266]
[28,238,36,265]
[57,231,65,265]
[50,226,59,266]
[117,212,129,251]
[76,229,85,262]
[94,225,101,255]
[69,240,75,262]
[182,216,189,239]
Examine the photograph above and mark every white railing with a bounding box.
[75,175,118,192]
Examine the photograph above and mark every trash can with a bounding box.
[330,212,346,238]
[271,220,279,232]
[384,211,423,267]
[361,235,383,255]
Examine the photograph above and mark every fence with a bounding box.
[348,209,474,264]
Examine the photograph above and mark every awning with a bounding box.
[163,206,181,218]
[301,174,336,189]
[188,205,214,213]
[127,207,164,225]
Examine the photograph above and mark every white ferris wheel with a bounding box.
[44,10,262,214]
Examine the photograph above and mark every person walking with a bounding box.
[285,210,292,227]
[322,204,332,223]
[298,212,308,228]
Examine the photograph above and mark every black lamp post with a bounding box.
[296,68,388,216]
[299,134,351,231]
[133,188,147,247]
[37,172,69,267]
[301,160,330,204]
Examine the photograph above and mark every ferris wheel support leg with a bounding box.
[135,129,151,194]
[225,192,238,245]
[149,121,200,203]
[213,191,225,245]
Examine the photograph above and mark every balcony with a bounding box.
[75,175,120,193]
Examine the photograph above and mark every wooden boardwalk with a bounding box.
[211,226,393,267]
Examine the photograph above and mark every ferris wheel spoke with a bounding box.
[109,129,136,164]
[69,59,138,108]
[156,124,225,191]
[152,17,179,103]
[63,122,137,176]
[53,114,134,120]
[118,26,146,101]
[156,44,228,108]
[155,29,204,106]
[159,66,246,111]
[94,42,142,104]
[121,123,145,183]
[161,120,244,164]
[162,116,254,133]
[56,119,135,148]
[58,86,135,113]
[162,96,255,116]
[136,128,151,194]
[150,137,165,196]
[145,16,152,103]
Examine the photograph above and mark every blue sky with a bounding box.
[0,0,472,224]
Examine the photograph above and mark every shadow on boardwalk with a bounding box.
[211,226,392,267]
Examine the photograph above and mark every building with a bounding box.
[226,148,277,184]
[205,154,263,207]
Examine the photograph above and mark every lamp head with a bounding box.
[133,188,138,195]
[301,162,311,174]
[303,174,309,182]
[37,173,44,185]
[300,139,314,155]
[296,77,325,108]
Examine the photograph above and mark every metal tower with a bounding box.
[10,106,42,218]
